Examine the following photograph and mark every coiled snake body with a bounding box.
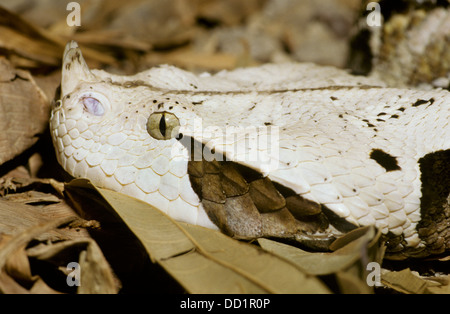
[51,42,450,258]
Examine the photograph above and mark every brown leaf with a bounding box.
[65,179,331,293]
[0,6,117,71]
[0,216,77,271]
[28,239,119,294]
[0,216,77,293]
[381,268,430,294]
[0,176,87,242]
[335,271,373,294]
[0,58,49,165]
[77,239,119,294]
[0,269,30,293]
[0,211,117,293]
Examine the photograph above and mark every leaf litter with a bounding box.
[0,0,449,294]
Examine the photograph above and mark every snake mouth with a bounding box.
[147,111,181,140]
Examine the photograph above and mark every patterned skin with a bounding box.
[51,42,450,258]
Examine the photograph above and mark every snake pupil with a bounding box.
[147,111,180,140]
[159,114,167,137]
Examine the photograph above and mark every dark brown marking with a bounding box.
[285,195,321,218]
[248,178,286,213]
[413,98,434,107]
[220,163,248,197]
[321,206,358,233]
[201,173,226,203]
[370,148,401,171]
[416,149,450,257]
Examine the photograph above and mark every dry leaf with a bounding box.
[258,226,384,276]
[0,216,76,293]
[77,240,119,294]
[258,226,387,293]
[143,49,238,72]
[0,6,116,69]
[0,213,117,293]
[0,177,88,242]
[335,271,373,294]
[381,268,430,294]
[28,239,119,294]
[381,268,450,294]
[258,238,358,276]
[0,216,76,271]
[0,57,49,165]
[65,179,331,294]
[3,190,60,204]
[425,275,450,294]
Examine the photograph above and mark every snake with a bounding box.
[50,42,450,259]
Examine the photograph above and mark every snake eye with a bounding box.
[79,91,109,116]
[82,97,104,116]
[147,112,180,140]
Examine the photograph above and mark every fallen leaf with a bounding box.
[381,268,429,294]
[77,239,119,294]
[258,226,384,276]
[424,275,450,294]
[381,268,450,294]
[28,239,119,294]
[0,6,116,69]
[258,238,358,276]
[0,177,88,242]
[0,216,77,273]
[0,57,49,166]
[65,179,331,294]
[3,190,60,204]
[335,271,373,294]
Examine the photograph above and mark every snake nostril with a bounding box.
[53,99,62,108]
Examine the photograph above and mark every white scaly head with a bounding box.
[52,41,217,229]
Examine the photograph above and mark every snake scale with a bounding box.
[50,42,450,259]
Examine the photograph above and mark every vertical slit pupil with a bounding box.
[159,114,167,137]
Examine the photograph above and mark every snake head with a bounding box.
[49,42,217,229]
